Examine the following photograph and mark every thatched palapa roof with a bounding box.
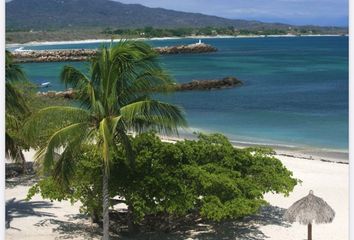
[284,190,335,225]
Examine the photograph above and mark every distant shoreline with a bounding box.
[159,134,349,164]
[6,34,347,48]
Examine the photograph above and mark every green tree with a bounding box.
[24,41,187,239]
[28,132,298,233]
[5,50,29,167]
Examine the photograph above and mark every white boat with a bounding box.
[14,47,24,52]
[40,82,51,88]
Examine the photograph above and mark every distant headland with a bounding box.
[6,0,347,44]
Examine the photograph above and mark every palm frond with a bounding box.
[6,113,21,130]
[61,65,96,107]
[5,132,25,164]
[6,82,29,114]
[118,69,175,105]
[115,130,135,169]
[35,122,89,174]
[23,106,91,146]
[61,65,90,88]
[6,51,27,82]
[52,143,77,187]
[5,113,26,163]
[120,99,187,135]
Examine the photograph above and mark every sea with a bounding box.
[8,36,349,160]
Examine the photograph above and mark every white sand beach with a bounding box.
[5,151,348,240]
[5,34,345,48]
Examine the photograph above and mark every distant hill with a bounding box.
[6,0,296,30]
[6,0,347,44]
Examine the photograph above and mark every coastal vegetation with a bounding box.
[7,40,298,238]
[22,40,187,239]
[102,26,339,38]
[5,51,29,167]
[27,132,298,233]
[6,25,347,44]
[6,51,73,170]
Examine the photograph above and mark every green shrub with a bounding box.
[27,132,298,224]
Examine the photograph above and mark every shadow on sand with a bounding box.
[6,197,56,230]
[120,205,290,240]
[6,200,290,240]
[34,215,104,240]
[6,173,38,189]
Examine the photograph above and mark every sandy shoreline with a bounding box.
[6,34,346,48]
[5,147,348,239]
[159,135,349,163]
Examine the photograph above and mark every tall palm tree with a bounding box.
[5,50,29,165]
[24,41,187,239]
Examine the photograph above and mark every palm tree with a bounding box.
[5,50,29,167]
[24,41,187,239]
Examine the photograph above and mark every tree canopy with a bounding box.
[28,132,298,227]
[23,40,187,239]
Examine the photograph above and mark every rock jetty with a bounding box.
[12,49,97,63]
[154,43,217,55]
[12,43,217,63]
[37,88,76,99]
[37,77,242,98]
[175,77,242,91]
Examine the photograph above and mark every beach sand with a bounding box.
[5,151,348,239]
[6,34,345,48]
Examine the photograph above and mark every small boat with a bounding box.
[14,47,24,52]
[39,82,51,88]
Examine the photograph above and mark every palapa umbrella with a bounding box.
[284,190,335,240]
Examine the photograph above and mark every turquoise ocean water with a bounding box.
[9,36,348,153]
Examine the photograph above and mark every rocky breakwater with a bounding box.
[37,77,242,98]
[12,49,97,63]
[155,43,217,55]
[13,43,217,63]
[176,76,242,91]
[37,88,76,99]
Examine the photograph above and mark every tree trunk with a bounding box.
[20,151,26,174]
[102,171,110,240]
[91,208,100,224]
[308,223,312,240]
[127,204,138,234]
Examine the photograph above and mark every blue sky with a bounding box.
[116,0,348,26]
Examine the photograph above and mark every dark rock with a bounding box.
[6,162,35,178]
[177,76,243,91]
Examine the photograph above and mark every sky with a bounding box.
[116,0,348,27]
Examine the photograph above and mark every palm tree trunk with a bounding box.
[102,170,110,240]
